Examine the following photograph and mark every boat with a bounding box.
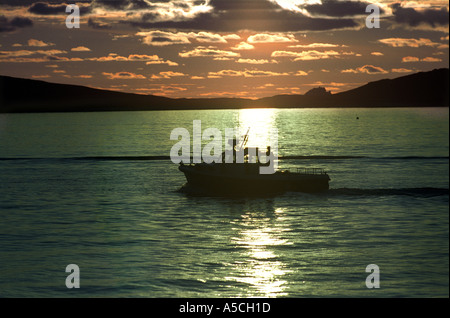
[178,134,330,196]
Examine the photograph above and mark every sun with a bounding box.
[237,108,278,148]
[271,0,322,14]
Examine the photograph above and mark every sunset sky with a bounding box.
[0,0,448,99]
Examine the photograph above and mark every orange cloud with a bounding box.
[236,58,277,64]
[293,70,308,76]
[421,56,443,62]
[247,33,298,43]
[28,39,54,47]
[378,37,448,49]
[136,31,241,46]
[0,49,68,62]
[391,68,413,73]
[231,42,255,50]
[151,71,188,79]
[402,56,420,62]
[207,69,289,78]
[341,65,388,74]
[271,50,340,61]
[71,46,91,52]
[288,43,341,48]
[102,72,146,79]
[89,53,178,66]
[179,47,240,60]
[402,56,443,62]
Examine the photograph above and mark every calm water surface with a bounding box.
[0,108,448,297]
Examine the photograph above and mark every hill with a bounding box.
[0,68,448,113]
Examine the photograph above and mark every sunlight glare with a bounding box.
[226,209,293,297]
[237,108,278,150]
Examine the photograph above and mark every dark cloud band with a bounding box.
[28,2,92,15]
[304,0,381,17]
[0,15,33,32]
[128,0,360,32]
[390,3,449,28]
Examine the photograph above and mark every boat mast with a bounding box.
[239,127,250,151]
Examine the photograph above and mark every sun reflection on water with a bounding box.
[226,207,293,297]
[236,108,278,149]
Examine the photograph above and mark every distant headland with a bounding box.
[0,68,448,113]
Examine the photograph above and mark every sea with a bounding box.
[0,107,448,298]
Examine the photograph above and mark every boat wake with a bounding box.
[327,187,449,197]
[178,185,448,198]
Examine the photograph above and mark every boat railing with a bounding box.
[279,167,327,175]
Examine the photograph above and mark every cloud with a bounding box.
[0,15,33,32]
[247,33,298,43]
[402,56,443,62]
[341,65,388,74]
[231,42,255,50]
[94,0,206,16]
[271,50,341,60]
[28,2,91,15]
[401,56,420,62]
[31,74,51,79]
[89,53,178,66]
[293,70,308,76]
[223,34,241,41]
[136,30,241,46]
[90,53,128,62]
[0,48,69,62]
[94,0,149,10]
[98,0,212,25]
[88,18,112,30]
[128,54,166,62]
[28,2,66,15]
[0,49,66,57]
[28,39,54,47]
[151,71,188,79]
[288,43,341,48]
[179,47,240,60]
[147,60,178,66]
[236,58,278,64]
[378,37,448,49]
[421,56,443,62]
[71,46,91,52]
[391,68,413,73]
[1,49,178,65]
[11,1,361,33]
[125,0,359,31]
[190,31,236,43]
[0,50,36,57]
[137,31,191,46]
[207,69,290,78]
[303,81,348,87]
[390,2,449,28]
[303,0,379,17]
[102,71,146,79]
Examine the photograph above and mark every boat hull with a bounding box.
[179,164,330,196]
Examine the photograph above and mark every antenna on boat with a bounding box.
[239,127,250,150]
